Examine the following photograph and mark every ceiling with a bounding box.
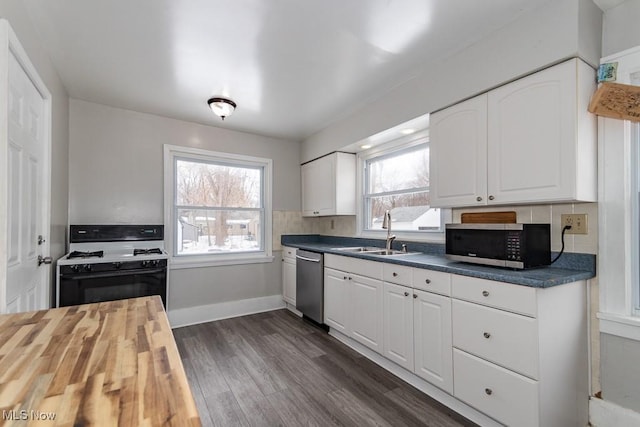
[23,0,610,141]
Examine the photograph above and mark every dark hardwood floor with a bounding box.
[173,309,478,427]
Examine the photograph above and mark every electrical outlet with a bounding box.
[561,214,588,234]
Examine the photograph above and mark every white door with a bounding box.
[382,282,414,371]
[301,154,335,216]
[323,267,349,334]
[350,273,383,354]
[282,258,296,305]
[413,289,453,393]
[1,22,51,313]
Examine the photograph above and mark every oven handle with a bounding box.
[60,268,166,280]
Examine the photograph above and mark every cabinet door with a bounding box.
[350,274,384,354]
[487,59,577,204]
[301,155,335,216]
[414,289,453,394]
[430,94,488,208]
[324,268,349,333]
[282,258,296,305]
[383,282,414,371]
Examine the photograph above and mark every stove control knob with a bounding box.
[71,265,81,273]
[151,260,160,267]
[141,260,151,268]
[113,262,122,269]
[83,264,92,272]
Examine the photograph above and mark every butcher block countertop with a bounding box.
[0,296,200,426]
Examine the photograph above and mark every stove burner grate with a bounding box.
[133,248,163,256]
[68,250,104,259]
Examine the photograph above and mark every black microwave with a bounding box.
[445,223,551,269]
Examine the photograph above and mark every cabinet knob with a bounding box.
[348,277,352,280]
[482,290,490,297]
[392,272,398,277]
[404,291,409,297]
[425,279,431,284]
[343,276,348,280]
[488,195,495,201]
[413,294,418,299]
[483,332,491,339]
[485,388,493,396]
[476,196,483,202]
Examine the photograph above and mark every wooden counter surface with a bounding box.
[0,296,200,426]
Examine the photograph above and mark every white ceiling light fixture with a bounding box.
[207,97,237,120]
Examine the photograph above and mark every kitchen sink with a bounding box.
[332,247,416,256]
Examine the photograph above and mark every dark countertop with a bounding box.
[282,235,596,288]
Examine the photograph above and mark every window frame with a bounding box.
[356,130,450,242]
[163,144,273,269]
[596,45,640,341]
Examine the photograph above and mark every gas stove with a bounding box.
[56,225,168,308]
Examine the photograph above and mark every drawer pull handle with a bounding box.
[425,279,431,284]
[485,388,493,396]
[483,332,491,339]
[404,291,409,297]
[482,290,490,297]
[413,294,417,299]
[393,272,398,277]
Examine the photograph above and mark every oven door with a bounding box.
[58,267,167,308]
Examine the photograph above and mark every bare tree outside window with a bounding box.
[175,158,263,255]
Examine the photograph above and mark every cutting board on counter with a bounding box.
[461,211,517,224]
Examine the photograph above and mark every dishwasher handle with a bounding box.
[296,254,321,263]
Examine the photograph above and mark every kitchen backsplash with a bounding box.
[273,211,355,251]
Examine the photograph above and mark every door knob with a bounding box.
[38,255,53,266]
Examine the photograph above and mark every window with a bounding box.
[164,145,272,267]
[359,134,442,238]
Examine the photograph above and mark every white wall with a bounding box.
[602,0,640,55]
[301,0,602,162]
[69,99,301,312]
[0,0,70,305]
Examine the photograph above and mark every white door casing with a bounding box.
[0,20,52,313]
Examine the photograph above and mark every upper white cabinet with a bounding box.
[430,58,597,208]
[301,152,356,216]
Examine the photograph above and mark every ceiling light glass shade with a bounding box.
[207,97,237,120]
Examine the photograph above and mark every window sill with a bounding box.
[598,312,640,342]
[170,254,275,269]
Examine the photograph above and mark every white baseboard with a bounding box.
[328,330,502,427]
[590,396,640,427]
[168,294,285,328]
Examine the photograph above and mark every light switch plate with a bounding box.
[561,214,588,234]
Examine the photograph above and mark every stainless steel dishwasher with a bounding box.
[295,249,324,324]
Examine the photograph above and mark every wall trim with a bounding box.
[590,396,640,427]
[168,294,285,328]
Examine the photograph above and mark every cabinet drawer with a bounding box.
[412,269,451,296]
[325,254,383,280]
[383,263,413,286]
[282,246,297,261]
[452,300,539,379]
[452,275,537,317]
[453,349,539,427]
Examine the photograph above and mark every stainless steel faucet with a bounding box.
[382,210,396,251]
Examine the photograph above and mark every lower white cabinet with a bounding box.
[350,274,384,353]
[282,246,296,306]
[324,267,349,334]
[382,282,414,370]
[413,289,453,394]
[323,254,587,426]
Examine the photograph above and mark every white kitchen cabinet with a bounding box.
[451,275,588,427]
[430,58,596,208]
[324,267,349,334]
[413,288,453,394]
[383,282,414,371]
[350,273,384,354]
[282,246,296,306]
[301,152,356,216]
[429,94,488,207]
